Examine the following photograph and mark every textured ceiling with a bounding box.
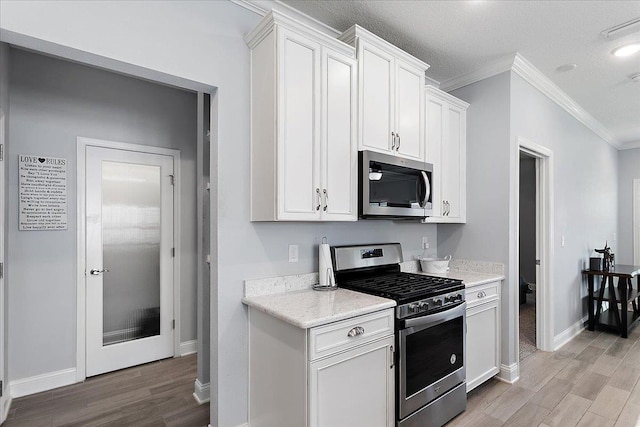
[279,0,640,148]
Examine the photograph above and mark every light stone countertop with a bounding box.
[416,270,504,288]
[243,288,396,329]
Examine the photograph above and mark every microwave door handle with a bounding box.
[420,171,430,208]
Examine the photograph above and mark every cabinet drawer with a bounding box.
[308,309,394,360]
[465,281,499,307]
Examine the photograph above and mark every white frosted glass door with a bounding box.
[102,162,161,345]
[86,145,174,377]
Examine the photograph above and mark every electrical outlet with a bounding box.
[613,232,617,242]
[561,236,566,247]
[422,236,429,249]
[288,244,299,262]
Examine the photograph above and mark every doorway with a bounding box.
[514,136,554,364]
[78,138,180,378]
[519,152,536,360]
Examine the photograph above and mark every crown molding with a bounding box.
[439,55,515,93]
[441,52,622,150]
[620,140,640,150]
[233,0,342,38]
[510,53,620,149]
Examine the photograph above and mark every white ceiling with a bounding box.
[276,0,640,149]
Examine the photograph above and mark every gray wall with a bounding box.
[519,154,536,284]
[618,148,640,265]
[1,41,10,401]
[510,73,618,340]
[441,70,618,369]
[7,49,197,381]
[439,71,513,362]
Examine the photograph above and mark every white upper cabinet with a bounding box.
[340,25,427,161]
[246,11,357,221]
[424,86,468,223]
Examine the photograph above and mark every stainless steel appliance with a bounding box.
[359,151,433,219]
[332,243,466,427]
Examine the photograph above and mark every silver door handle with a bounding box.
[90,268,109,275]
[347,326,365,337]
[391,132,396,150]
[316,188,321,211]
[396,133,400,151]
[323,189,328,212]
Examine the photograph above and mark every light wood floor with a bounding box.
[449,328,640,427]
[3,354,209,427]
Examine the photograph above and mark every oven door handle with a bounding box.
[401,302,466,330]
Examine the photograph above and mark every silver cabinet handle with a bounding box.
[90,268,109,275]
[477,291,486,298]
[316,188,321,211]
[391,132,396,150]
[347,326,365,337]
[396,133,400,151]
[390,345,395,369]
[323,189,328,211]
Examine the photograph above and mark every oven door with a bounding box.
[397,302,466,420]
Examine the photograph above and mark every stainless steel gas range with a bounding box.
[332,243,466,427]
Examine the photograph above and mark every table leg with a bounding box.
[621,277,629,338]
[588,275,595,331]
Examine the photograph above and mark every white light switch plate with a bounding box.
[288,244,299,262]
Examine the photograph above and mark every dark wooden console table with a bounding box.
[583,264,640,338]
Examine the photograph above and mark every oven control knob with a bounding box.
[455,293,463,301]
[433,298,443,307]
[418,302,429,310]
[409,303,420,313]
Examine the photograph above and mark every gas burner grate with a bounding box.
[339,272,463,304]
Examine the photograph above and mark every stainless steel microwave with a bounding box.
[359,151,433,219]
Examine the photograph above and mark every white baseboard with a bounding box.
[180,340,197,356]
[554,317,587,351]
[193,379,210,404]
[496,362,519,384]
[10,367,77,398]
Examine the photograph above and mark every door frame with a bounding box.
[634,179,640,266]
[512,136,554,364]
[76,136,181,382]
[0,110,9,422]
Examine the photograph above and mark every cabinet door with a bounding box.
[277,29,321,220]
[466,300,500,391]
[309,336,394,427]
[321,49,357,221]
[442,105,464,220]
[425,94,444,217]
[359,42,394,154]
[395,59,424,160]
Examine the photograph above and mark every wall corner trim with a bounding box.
[193,379,211,404]
[554,317,587,351]
[496,363,519,384]
[2,395,12,422]
[180,340,198,356]
[440,52,621,150]
[10,368,77,398]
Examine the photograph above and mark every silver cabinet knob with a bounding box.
[347,326,365,337]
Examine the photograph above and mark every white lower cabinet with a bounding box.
[465,281,501,392]
[309,336,394,427]
[249,308,395,427]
